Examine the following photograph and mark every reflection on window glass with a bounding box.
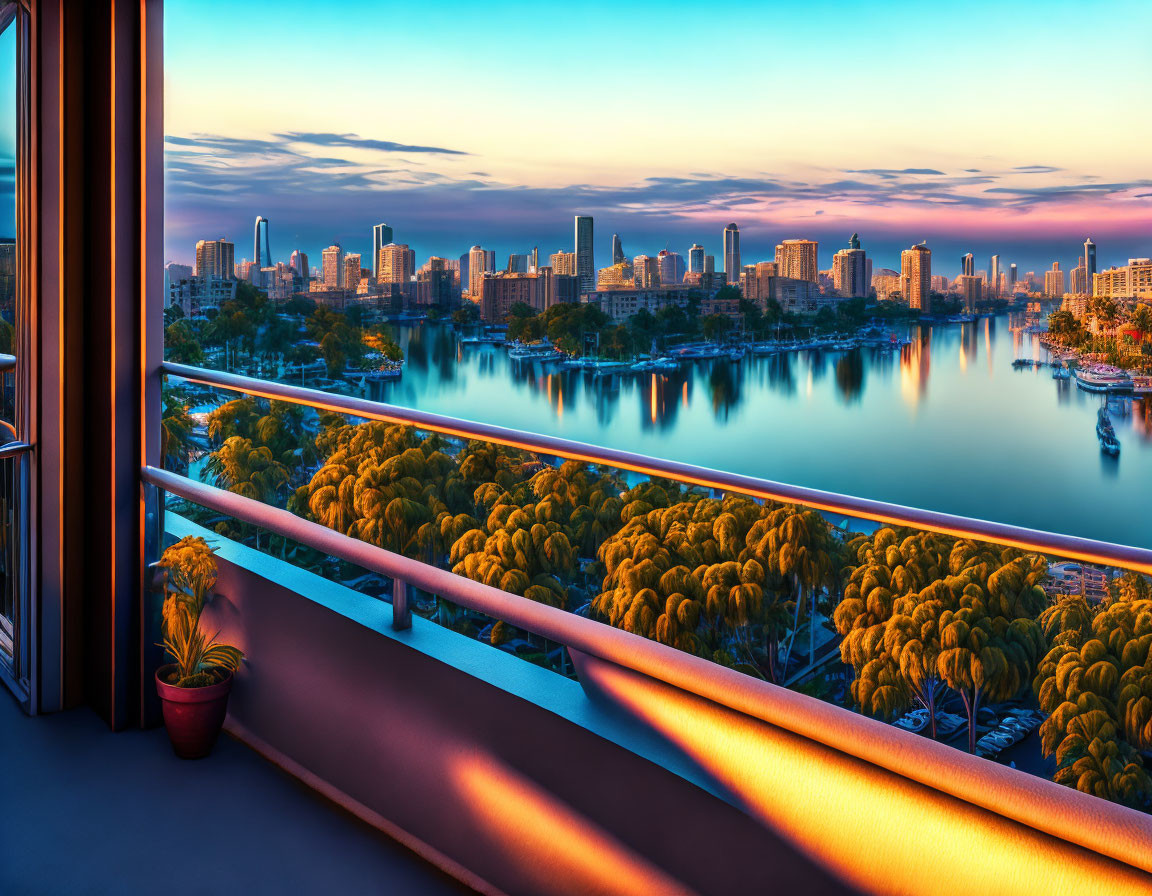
[0,17,15,352]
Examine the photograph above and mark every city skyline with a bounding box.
[164,0,1152,276]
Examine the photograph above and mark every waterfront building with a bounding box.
[765,276,833,314]
[775,239,819,282]
[549,250,577,277]
[468,246,496,297]
[416,256,460,306]
[1092,259,1152,300]
[322,244,344,289]
[740,261,778,302]
[723,223,741,284]
[586,287,699,322]
[372,223,394,273]
[575,215,595,293]
[688,243,705,273]
[958,275,982,313]
[900,242,932,312]
[479,270,579,322]
[378,243,416,300]
[611,234,625,266]
[1046,561,1110,603]
[657,250,685,285]
[194,238,235,280]
[1044,262,1065,298]
[633,254,660,288]
[832,234,868,298]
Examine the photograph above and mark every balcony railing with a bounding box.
[151,360,1152,878]
[0,351,31,704]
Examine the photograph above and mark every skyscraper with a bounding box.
[373,223,394,275]
[194,238,235,279]
[1044,262,1065,297]
[611,234,625,266]
[1083,238,1097,294]
[688,244,705,273]
[574,215,595,293]
[528,247,539,273]
[468,246,495,297]
[776,239,818,282]
[900,242,932,312]
[832,234,869,298]
[289,249,308,280]
[632,255,660,288]
[961,253,974,277]
[989,255,1000,297]
[343,253,362,292]
[1009,264,1018,289]
[322,244,344,289]
[378,243,416,298]
[254,216,271,269]
[723,223,740,284]
[656,250,685,285]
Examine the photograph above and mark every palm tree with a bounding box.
[205,436,290,550]
[160,391,195,474]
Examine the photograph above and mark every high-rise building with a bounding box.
[416,256,460,307]
[632,255,660,288]
[194,238,235,279]
[1009,263,1018,289]
[506,253,528,273]
[961,253,974,277]
[958,275,981,313]
[1092,259,1152,300]
[704,255,715,275]
[611,234,625,266]
[740,261,779,302]
[989,255,1001,297]
[372,223,394,274]
[1044,262,1065,297]
[378,243,416,297]
[549,250,577,276]
[657,250,685,285]
[1070,264,1087,295]
[575,215,595,293]
[343,253,362,292]
[776,239,819,282]
[596,262,633,290]
[253,216,271,269]
[900,242,932,311]
[479,270,579,322]
[832,233,868,298]
[1083,238,1097,292]
[289,249,309,281]
[688,244,705,273]
[468,246,495,297]
[723,223,741,284]
[528,247,539,273]
[873,268,901,301]
[322,244,344,289]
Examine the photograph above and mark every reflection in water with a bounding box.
[376,319,1152,545]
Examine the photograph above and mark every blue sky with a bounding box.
[163,0,1152,277]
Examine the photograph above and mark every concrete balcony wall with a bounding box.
[172,516,1152,896]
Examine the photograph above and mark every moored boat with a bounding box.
[1074,365,1133,393]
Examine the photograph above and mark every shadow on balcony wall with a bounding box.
[177,515,854,896]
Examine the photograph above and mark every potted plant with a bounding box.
[154,536,244,759]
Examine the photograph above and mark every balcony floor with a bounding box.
[0,692,472,895]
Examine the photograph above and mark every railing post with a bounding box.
[391,577,411,631]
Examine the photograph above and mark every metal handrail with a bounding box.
[0,440,31,459]
[142,464,1152,875]
[161,361,1152,575]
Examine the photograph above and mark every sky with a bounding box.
[164,0,1152,278]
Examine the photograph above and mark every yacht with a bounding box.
[1074,365,1133,393]
[1132,375,1152,396]
[508,340,561,362]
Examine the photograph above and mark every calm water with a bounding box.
[371,314,1152,549]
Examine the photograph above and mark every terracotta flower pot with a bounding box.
[155,664,234,759]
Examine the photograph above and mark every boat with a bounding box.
[507,340,561,362]
[1097,407,1121,455]
[588,360,630,377]
[1132,375,1152,396]
[559,357,592,370]
[1051,365,1071,380]
[749,342,779,355]
[459,333,506,345]
[1074,365,1133,393]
